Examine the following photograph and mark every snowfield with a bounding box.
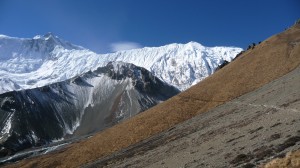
[0,33,243,94]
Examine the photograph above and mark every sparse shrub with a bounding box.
[247,43,256,50]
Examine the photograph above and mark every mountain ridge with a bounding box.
[0,34,242,93]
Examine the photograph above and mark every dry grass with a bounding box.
[5,25,300,168]
[263,150,300,168]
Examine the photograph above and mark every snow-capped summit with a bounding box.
[0,33,94,93]
[33,32,55,40]
[103,41,243,90]
[35,32,55,39]
[0,34,243,94]
[0,33,85,74]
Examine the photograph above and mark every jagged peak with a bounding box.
[32,32,59,41]
[32,32,59,42]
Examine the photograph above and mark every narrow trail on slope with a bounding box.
[230,101,300,113]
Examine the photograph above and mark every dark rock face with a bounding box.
[215,60,230,71]
[0,62,179,157]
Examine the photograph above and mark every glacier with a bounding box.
[0,33,243,94]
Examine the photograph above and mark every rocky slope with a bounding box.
[0,62,179,161]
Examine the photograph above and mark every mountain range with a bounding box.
[0,33,242,93]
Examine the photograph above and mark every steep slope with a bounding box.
[85,62,300,168]
[0,34,242,93]
[0,62,179,159]
[6,23,300,168]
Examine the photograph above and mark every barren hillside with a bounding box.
[5,24,300,168]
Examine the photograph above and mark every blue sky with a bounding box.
[0,0,299,53]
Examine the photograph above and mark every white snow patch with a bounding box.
[0,113,14,142]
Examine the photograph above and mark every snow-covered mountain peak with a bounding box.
[0,34,95,93]
[0,33,83,60]
[103,41,243,90]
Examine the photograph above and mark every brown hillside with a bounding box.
[6,24,300,168]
